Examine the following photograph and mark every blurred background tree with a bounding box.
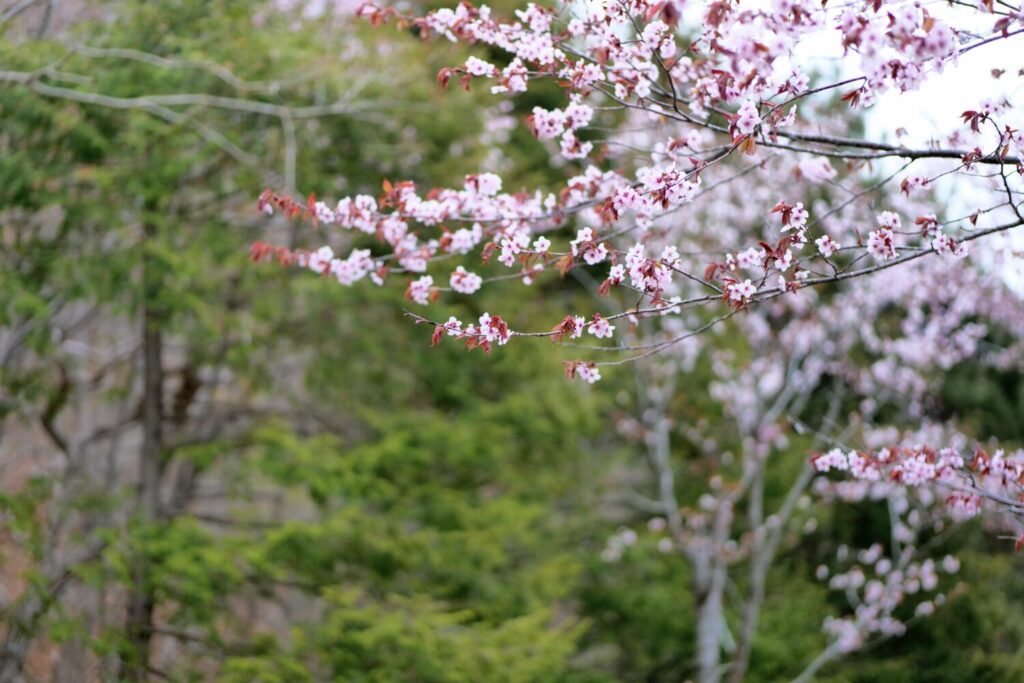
[1,1,1023,682]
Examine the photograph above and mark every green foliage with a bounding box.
[940,362,1024,442]
[291,589,584,683]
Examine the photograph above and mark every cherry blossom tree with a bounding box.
[256,0,1024,509]
[600,246,1024,681]
[253,1,1024,679]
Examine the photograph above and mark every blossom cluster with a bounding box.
[813,445,1024,521]
[818,545,959,654]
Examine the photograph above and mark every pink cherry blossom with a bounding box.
[588,314,615,340]
[406,275,434,305]
[867,228,898,260]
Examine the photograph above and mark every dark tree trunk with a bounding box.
[119,219,164,682]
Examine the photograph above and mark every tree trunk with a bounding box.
[693,495,735,683]
[118,220,164,682]
[693,553,727,683]
[729,473,765,683]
